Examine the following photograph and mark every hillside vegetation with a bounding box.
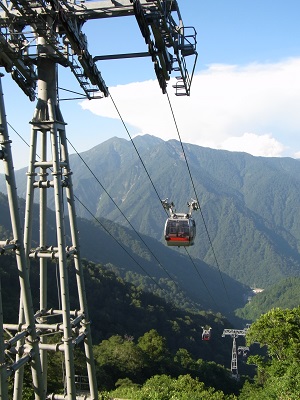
[0,254,228,359]
[0,191,249,317]
[3,135,300,397]
[1,253,244,397]
[236,277,300,321]
[3,135,300,290]
[3,252,299,399]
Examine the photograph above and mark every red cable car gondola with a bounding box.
[161,199,199,247]
[202,327,212,341]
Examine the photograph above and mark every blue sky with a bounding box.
[1,0,300,170]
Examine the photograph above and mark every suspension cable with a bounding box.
[165,90,231,303]
[67,138,219,309]
[73,194,166,292]
[7,108,221,308]
[109,93,168,217]
[67,138,181,287]
[7,121,31,147]
[6,121,170,297]
[57,86,87,101]
[183,247,218,309]
[108,93,221,307]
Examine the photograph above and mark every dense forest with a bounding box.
[235,277,300,321]
[1,254,241,397]
[3,253,300,399]
[0,254,231,363]
[103,306,300,400]
[3,136,300,398]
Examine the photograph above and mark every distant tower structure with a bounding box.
[0,0,197,398]
[222,327,249,380]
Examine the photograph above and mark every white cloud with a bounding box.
[220,132,285,157]
[80,57,300,158]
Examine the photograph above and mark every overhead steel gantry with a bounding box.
[0,0,197,99]
[0,1,197,399]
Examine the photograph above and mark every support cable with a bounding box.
[58,86,87,101]
[7,121,30,147]
[67,138,180,287]
[67,137,219,309]
[183,248,218,309]
[73,194,165,292]
[5,123,168,296]
[108,93,220,307]
[165,89,231,303]
[58,84,220,308]
[7,116,219,308]
[109,93,168,217]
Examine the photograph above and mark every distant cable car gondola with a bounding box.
[202,327,212,341]
[161,199,199,247]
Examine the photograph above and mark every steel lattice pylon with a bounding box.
[0,1,197,398]
[20,47,98,398]
[1,43,98,400]
[0,73,45,399]
[222,328,249,381]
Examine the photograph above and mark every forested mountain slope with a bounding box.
[0,253,229,361]
[0,192,247,316]
[236,276,300,321]
[2,135,300,289]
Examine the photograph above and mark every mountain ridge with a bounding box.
[2,135,300,290]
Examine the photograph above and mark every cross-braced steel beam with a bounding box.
[0,73,45,400]
[18,40,98,398]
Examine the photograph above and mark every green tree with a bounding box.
[138,374,236,400]
[241,307,300,399]
[137,329,169,363]
[94,335,145,389]
[174,348,195,370]
[109,374,237,400]
[246,307,300,362]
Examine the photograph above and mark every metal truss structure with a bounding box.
[0,1,197,398]
[222,327,249,380]
[0,0,197,99]
[0,73,45,399]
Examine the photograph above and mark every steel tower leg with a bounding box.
[231,336,239,380]
[0,74,45,399]
[0,280,9,399]
[21,39,98,399]
[60,127,98,400]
